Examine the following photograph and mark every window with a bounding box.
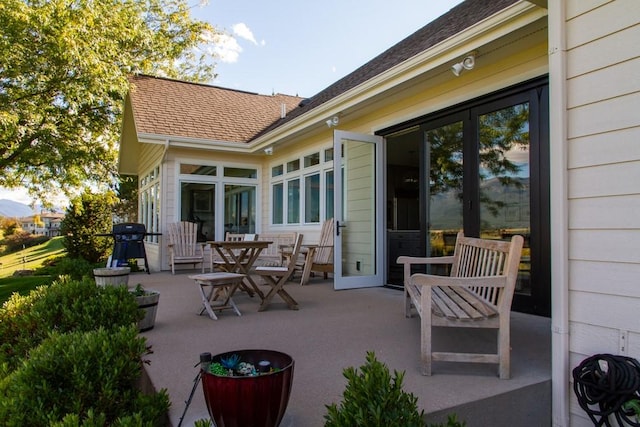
[304,173,320,223]
[178,161,259,241]
[224,167,257,179]
[272,183,284,224]
[287,178,300,223]
[270,147,334,225]
[287,159,300,173]
[140,166,160,243]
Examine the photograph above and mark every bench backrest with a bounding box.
[450,231,524,311]
[257,232,297,259]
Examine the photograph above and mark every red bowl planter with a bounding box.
[201,349,294,427]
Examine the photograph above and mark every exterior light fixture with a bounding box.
[264,147,273,155]
[325,116,339,128]
[451,53,476,76]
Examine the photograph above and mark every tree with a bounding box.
[60,190,117,263]
[0,0,220,203]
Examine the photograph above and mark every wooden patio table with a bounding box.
[207,240,272,300]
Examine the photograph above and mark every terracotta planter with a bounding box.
[201,349,294,427]
[93,267,130,287]
[135,291,159,332]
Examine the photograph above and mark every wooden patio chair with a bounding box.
[167,221,206,274]
[254,234,304,311]
[397,231,524,379]
[298,219,334,285]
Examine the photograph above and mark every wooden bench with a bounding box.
[397,231,524,379]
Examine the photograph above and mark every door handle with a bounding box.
[336,220,347,236]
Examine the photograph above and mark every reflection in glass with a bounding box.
[272,183,283,224]
[287,178,300,223]
[426,121,464,265]
[224,185,256,235]
[181,182,215,241]
[479,102,531,295]
[325,170,334,220]
[305,173,320,223]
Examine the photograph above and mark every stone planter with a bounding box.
[135,290,159,332]
[201,349,294,427]
[93,267,131,287]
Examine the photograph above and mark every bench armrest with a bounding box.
[410,273,507,288]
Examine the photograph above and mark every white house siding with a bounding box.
[138,143,164,272]
[564,0,640,424]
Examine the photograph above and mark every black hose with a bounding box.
[572,353,640,426]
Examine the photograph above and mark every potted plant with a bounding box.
[201,349,294,427]
[130,284,160,332]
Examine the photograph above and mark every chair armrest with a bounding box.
[410,273,507,288]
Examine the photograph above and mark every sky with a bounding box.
[0,0,464,206]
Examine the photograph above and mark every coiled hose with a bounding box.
[573,353,640,426]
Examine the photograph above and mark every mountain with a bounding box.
[0,199,34,218]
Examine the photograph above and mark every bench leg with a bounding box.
[498,317,510,379]
[421,286,433,376]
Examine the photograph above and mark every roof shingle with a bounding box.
[128,76,303,143]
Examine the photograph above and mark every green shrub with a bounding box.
[35,255,102,280]
[61,191,116,264]
[0,326,169,426]
[0,276,141,370]
[324,351,425,427]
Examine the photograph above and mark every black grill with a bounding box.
[109,223,150,273]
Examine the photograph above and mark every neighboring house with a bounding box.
[18,212,65,237]
[119,0,640,425]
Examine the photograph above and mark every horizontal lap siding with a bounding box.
[566,0,640,423]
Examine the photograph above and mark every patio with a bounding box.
[132,271,551,426]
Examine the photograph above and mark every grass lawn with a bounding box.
[0,236,65,304]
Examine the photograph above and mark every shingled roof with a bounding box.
[127,75,304,143]
[126,0,519,144]
[266,0,519,130]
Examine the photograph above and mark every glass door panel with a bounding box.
[425,120,464,275]
[224,185,256,235]
[478,102,531,295]
[181,182,215,241]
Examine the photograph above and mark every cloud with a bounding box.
[232,23,258,45]
[207,32,243,63]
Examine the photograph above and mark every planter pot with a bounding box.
[201,349,294,427]
[135,291,159,332]
[93,267,131,287]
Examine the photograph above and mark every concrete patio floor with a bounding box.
[131,270,551,427]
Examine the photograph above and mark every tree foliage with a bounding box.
[0,0,219,202]
[60,190,116,263]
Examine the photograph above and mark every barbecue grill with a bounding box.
[103,223,154,274]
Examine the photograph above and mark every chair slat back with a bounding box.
[285,234,304,277]
[168,221,199,256]
[450,231,523,308]
[314,219,334,264]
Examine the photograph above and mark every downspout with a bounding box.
[548,1,570,426]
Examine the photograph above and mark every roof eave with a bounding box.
[248,0,546,149]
